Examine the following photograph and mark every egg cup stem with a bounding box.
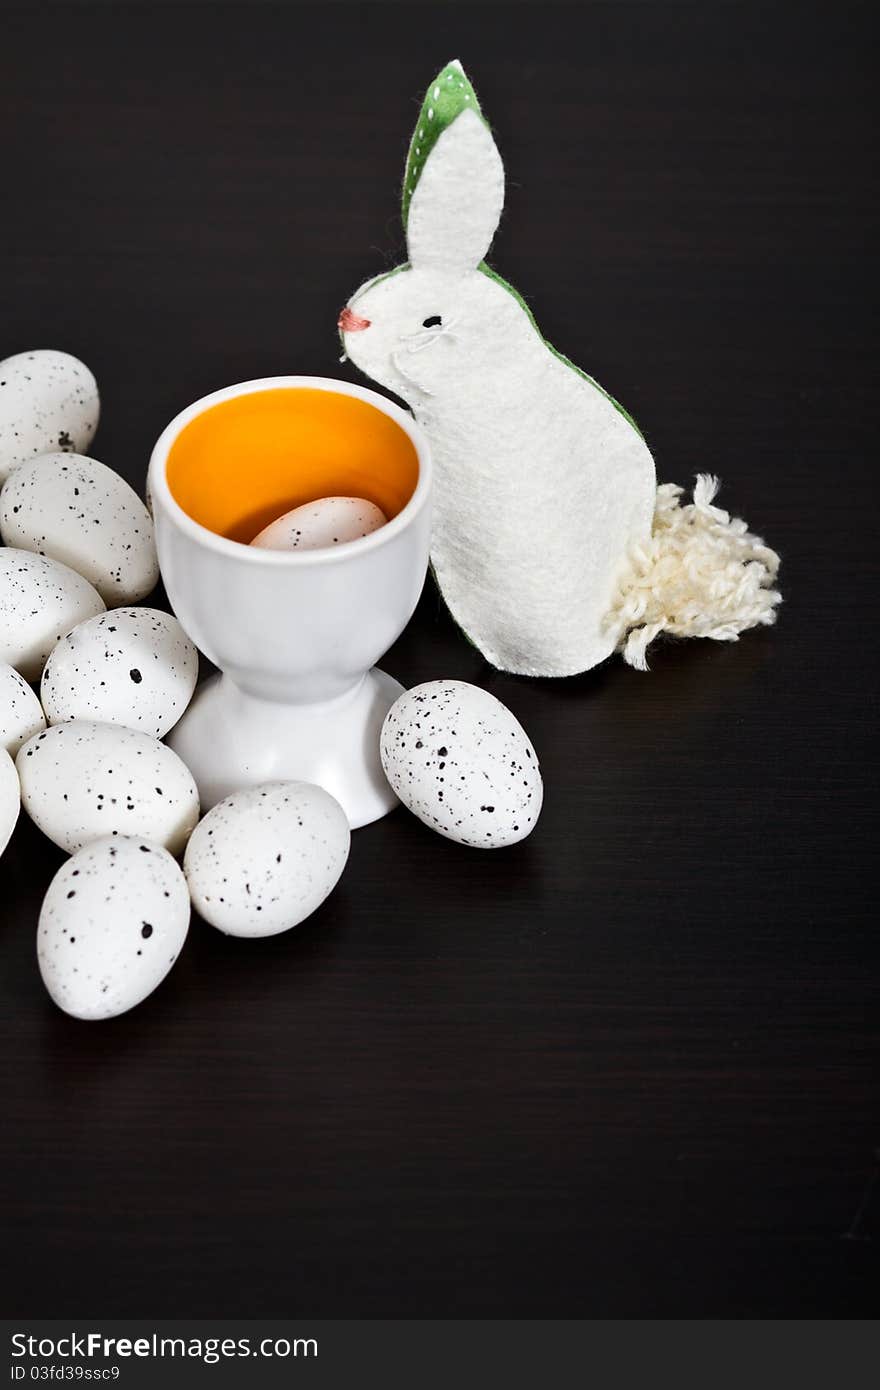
[167,668,404,828]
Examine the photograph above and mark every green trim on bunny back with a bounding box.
[402,60,485,225]
[476,262,645,440]
[402,61,644,441]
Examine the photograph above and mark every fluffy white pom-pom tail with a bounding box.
[606,475,781,672]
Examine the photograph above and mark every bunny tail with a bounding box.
[605,476,782,672]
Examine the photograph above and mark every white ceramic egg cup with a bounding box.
[148,377,432,828]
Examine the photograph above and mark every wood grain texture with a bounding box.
[0,2,877,1317]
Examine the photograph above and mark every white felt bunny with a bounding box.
[340,61,780,675]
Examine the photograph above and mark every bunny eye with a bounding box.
[422,315,442,329]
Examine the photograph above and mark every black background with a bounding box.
[1,2,877,1318]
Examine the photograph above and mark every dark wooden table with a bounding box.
[1,2,876,1318]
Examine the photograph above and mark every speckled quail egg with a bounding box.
[0,747,20,858]
[37,835,190,1020]
[250,496,388,550]
[380,679,543,847]
[41,608,199,738]
[0,547,106,681]
[0,348,99,486]
[0,452,158,604]
[184,781,350,937]
[0,660,46,756]
[17,719,200,856]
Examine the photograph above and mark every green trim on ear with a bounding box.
[477,263,645,440]
[402,60,486,227]
[397,60,642,440]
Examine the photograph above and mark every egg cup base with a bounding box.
[166,667,402,829]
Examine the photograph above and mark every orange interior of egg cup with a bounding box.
[166,386,420,546]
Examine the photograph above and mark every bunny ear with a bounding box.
[403,61,504,274]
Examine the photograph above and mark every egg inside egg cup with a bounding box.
[148,377,432,828]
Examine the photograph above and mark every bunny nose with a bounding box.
[338,307,371,332]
